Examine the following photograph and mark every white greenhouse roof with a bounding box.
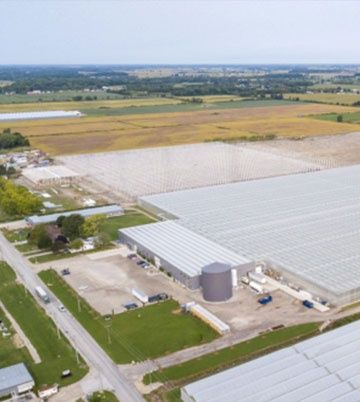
[26,204,123,225]
[120,221,251,277]
[182,320,360,402]
[0,110,81,121]
[0,363,34,392]
[59,142,322,200]
[23,165,79,183]
[140,165,360,297]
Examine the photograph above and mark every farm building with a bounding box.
[120,220,254,290]
[26,204,123,226]
[181,320,360,402]
[0,363,34,398]
[133,164,360,305]
[22,165,80,187]
[0,110,81,122]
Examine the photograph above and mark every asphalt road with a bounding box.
[0,233,144,402]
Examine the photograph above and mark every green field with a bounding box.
[39,269,218,364]
[0,90,125,104]
[80,99,297,117]
[143,323,319,386]
[315,111,360,124]
[2,228,30,243]
[0,262,88,388]
[100,210,156,240]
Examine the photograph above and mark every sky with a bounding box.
[1,0,360,65]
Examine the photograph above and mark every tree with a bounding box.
[69,238,83,250]
[0,178,42,216]
[37,231,52,249]
[95,232,110,248]
[337,115,343,122]
[56,215,66,228]
[28,225,51,249]
[52,239,67,253]
[80,214,105,238]
[61,214,85,240]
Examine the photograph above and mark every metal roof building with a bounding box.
[139,165,360,304]
[182,320,360,402]
[0,110,81,122]
[120,221,253,289]
[26,204,123,226]
[0,363,34,398]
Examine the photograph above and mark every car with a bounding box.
[127,254,137,260]
[61,369,72,378]
[141,263,150,269]
[61,268,70,276]
[137,260,146,266]
[258,295,273,305]
[303,300,314,309]
[58,305,66,312]
[124,302,138,310]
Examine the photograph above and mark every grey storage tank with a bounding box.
[201,262,232,302]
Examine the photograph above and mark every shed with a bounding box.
[0,363,34,398]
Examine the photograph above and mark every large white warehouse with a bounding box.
[130,164,360,305]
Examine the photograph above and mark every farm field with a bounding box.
[39,269,218,364]
[285,92,360,105]
[0,262,88,388]
[315,111,360,124]
[0,90,126,104]
[0,96,183,113]
[0,102,356,155]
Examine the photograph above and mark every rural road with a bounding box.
[0,233,144,402]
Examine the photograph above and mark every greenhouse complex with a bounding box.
[121,164,360,305]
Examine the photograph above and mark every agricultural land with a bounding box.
[0,100,356,155]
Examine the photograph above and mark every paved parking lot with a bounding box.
[35,250,326,330]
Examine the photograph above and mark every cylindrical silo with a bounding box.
[201,262,233,302]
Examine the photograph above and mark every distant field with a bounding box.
[0,102,355,155]
[0,262,88,388]
[285,92,360,105]
[310,84,360,91]
[39,269,218,364]
[0,96,183,113]
[0,90,126,104]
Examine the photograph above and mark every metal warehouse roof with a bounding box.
[140,165,360,298]
[182,320,360,402]
[26,204,123,225]
[120,221,250,277]
[0,363,34,392]
[0,110,81,121]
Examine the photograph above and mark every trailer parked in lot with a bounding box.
[35,286,50,303]
[249,281,263,294]
[131,288,148,304]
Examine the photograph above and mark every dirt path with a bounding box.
[0,300,41,363]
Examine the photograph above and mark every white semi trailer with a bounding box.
[35,286,50,303]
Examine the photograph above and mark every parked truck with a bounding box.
[35,286,50,303]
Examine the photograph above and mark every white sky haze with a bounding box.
[1,0,360,64]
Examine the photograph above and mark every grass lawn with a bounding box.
[100,210,156,241]
[143,322,320,386]
[2,228,30,243]
[15,242,38,253]
[39,269,218,364]
[88,391,119,402]
[314,111,360,124]
[0,262,88,388]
